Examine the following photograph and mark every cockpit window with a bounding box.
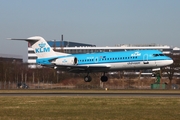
[159,54,164,56]
[153,54,159,57]
[153,54,165,57]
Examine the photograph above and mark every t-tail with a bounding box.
[9,36,70,58]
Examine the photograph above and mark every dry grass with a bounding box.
[0,97,180,120]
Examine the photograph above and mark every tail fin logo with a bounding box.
[39,43,46,48]
[35,42,50,53]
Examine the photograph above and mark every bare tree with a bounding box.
[162,53,180,89]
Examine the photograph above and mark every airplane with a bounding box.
[9,36,173,82]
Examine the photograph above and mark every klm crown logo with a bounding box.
[131,52,141,56]
[35,42,50,53]
[39,43,46,48]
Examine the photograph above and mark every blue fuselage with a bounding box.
[36,49,173,73]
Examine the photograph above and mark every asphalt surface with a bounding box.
[0,92,180,97]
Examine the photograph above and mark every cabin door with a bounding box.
[143,54,149,64]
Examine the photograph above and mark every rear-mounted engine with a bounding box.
[53,57,78,65]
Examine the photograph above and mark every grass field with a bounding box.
[0,90,180,120]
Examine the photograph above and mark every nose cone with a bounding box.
[165,56,174,66]
[156,59,173,67]
[167,59,174,65]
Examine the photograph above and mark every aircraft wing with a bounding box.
[55,64,111,73]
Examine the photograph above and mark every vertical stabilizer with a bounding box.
[28,36,57,58]
[10,36,69,58]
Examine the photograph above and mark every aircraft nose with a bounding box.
[169,59,174,65]
[156,59,173,67]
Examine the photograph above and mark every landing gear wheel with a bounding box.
[101,76,108,82]
[84,76,92,82]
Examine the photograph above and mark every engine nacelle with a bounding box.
[53,57,78,65]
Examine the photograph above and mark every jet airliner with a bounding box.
[10,36,173,82]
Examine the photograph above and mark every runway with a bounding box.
[0,92,180,97]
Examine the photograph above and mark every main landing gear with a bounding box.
[101,72,108,82]
[84,75,92,82]
[84,73,92,82]
[101,75,108,82]
[84,72,108,82]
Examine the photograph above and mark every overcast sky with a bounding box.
[0,0,180,62]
